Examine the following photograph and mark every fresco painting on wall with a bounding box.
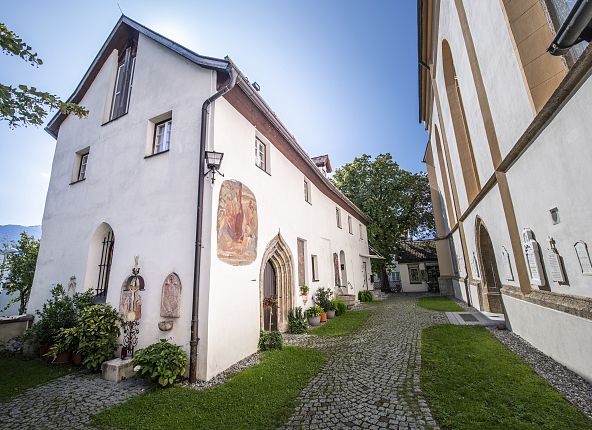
[217,180,258,265]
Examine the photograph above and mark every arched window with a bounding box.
[501,0,567,111]
[434,125,455,229]
[84,223,115,301]
[442,40,480,203]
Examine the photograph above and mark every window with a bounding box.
[359,223,363,240]
[408,264,421,284]
[304,178,311,204]
[255,138,266,171]
[348,216,353,234]
[78,152,89,181]
[153,119,172,154]
[110,46,136,121]
[336,208,342,228]
[311,255,319,282]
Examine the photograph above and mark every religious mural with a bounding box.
[217,180,258,265]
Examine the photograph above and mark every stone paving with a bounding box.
[281,295,446,430]
[0,371,148,430]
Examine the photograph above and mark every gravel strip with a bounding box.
[488,327,592,419]
[187,352,261,391]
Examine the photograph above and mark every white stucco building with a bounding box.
[28,16,372,381]
[392,240,439,293]
[418,0,592,381]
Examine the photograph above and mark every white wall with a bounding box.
[29,34,217,354]
[504,295,592,382]
[200,98,371,379]
[399,262,429,293]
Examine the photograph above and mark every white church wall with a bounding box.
[503,295,592,382]
[29,33,217,354]
[506,74,592,298]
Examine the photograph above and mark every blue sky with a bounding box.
[0,0,428,226]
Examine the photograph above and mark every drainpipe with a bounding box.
[548,0,592,55]
[189,66,237,383]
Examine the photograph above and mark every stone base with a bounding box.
[336,294,356,306]
[102,358,136,382]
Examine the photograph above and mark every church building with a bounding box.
[28,16,372,381]
[418,0,592,381]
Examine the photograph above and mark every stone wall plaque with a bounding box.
[546,237,566,284]
[574,241,592,275]
[471,252,480,279]
[522,228,545,287]
[217,180,258,265]
[501,247,514,281]
[160,273,182,318]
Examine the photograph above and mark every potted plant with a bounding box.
[305,305,323,327]
[314,287,333,323]
[48,326,79,364]
[326,300,336,319]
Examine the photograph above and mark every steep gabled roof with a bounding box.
[45,15,231,138]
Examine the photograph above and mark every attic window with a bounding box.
[110,46,136,120]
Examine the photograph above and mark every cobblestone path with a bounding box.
[282,295,446,430]
[0,371,148,430]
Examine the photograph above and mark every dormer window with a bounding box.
[110,46,136,120]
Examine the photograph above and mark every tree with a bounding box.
[2,232,40,314]
[0,22,87,128]
[332,153,435,288]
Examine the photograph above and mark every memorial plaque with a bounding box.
[546,237,566,284]
[160,273,182,318]
[501,247,514,281]
[574,241,592,275]
[522,228,545,287]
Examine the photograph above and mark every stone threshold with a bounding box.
[446,309,505,326]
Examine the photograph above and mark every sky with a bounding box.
[0,0,428,226]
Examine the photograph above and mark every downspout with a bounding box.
[548,0,592,55]
[189,66,237,383]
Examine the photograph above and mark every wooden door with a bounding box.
[263,261,278,331]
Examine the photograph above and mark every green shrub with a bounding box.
[258,331,283,351]
[313,287,333,311]
[49,326,80,359]
[133,340,187,387]
[358,291,373,302]
[305,304,323,318]
[334,300,347,316]
[77,304,123,372]
[27,285,94,346]
[288,307,308,334]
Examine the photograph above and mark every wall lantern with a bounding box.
[204,150,224,184]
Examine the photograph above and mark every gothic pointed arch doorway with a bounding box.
[259,233,295,332]
[475,217,503,313]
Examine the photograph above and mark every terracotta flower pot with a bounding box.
[308,316,321,327]
[72,353,82,366]
[320,312,327,323]
[53,351,72,364]
[326,310,336,319]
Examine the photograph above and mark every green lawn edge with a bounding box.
[421,325,592,430]
[93,346,325,430]
[308,310,370,336]
[417,296,463,312]
[0,354,76,402]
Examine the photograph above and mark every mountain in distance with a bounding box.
[0,225,42,245]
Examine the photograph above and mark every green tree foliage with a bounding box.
[332,153,435,285]
[0,22,87,128]
[1,232,40,314]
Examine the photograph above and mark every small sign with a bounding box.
[574,241,592,275]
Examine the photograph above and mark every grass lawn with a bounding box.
[93,346,325,430]
[417,296,463,312]
[308,310,370,337]
[0,354,76,401]
[421,325,592,430]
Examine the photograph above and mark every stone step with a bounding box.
[336,294,356,307]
